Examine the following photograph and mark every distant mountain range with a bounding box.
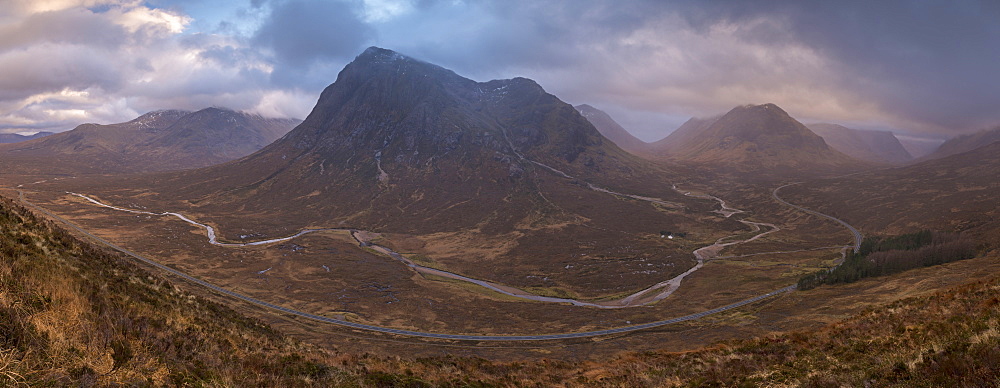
[0,108,300,174]
[647,103,863,172]
[578,104,924,169]
[806,123,912,165]
[0,131,53,143]
[918,126,1000,162]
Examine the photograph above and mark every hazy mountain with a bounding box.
[650,104,863,171]
[918,126,1000,161]
[649,115,721,154]
[807,123,912,164]
[0,108,300,174]
[0,131,53,143]
[575,104,650,155]
[896,136,944,159]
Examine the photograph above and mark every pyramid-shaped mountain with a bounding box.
[158,47,674,234]
[653,104,863,170]
[0,108,300,174]
[575,104,650,155]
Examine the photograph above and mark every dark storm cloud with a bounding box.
[2,0,997,139]
[379,0,999,136]
[673,0,1000,131]
[0,7,129,102]
[394,1,660,73]
[252,0,373,86]
[0,45,123,101]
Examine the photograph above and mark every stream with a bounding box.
[68,173,777,309]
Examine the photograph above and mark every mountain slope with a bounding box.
[649,115,721,154]
[151,47,684,235]
[0,194,357,385]
[575,104,650,155]
[807,123,912,164]
[0,131,53,143]
[781,140,1000,248]
[4,179,998,386]
[651,104,864,172]
[73,47,713,298]
[0,108,300,174]
[919,126,1000,161]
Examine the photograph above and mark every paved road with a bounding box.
[14,188,797,341]
[772,183,862,253]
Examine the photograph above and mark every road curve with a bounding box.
[69,191,773,309]
[13,188,796,341]
[772,183,862,253]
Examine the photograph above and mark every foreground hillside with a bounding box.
[2,190,997,386]
[0,194,360,386]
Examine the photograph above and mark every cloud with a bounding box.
[252,0,373,87]
[2,0,998,140]
[371,2,870,138]
[0,6,127,49]
[0,1,305,134]
[371,0,1000,138]
[0,44,122,101]
[669,0,1000,133]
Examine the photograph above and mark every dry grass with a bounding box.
[2,188,999,386]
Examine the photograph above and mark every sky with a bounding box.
[1,0,998,143]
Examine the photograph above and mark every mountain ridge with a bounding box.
[0,131,54,143]
[806,123,912,165]
[918,126,1000,162]
[575,104,650,155]
[152,47,677,235]
[0,108,300,174]
[649,103,864,172]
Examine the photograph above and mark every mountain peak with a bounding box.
[651,103,863,171]
[333,46,458,88]
[199,106,237,114]
[734,103,787,116]
[358,46,411,63]
[184,46,639,233]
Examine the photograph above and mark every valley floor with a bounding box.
[1,189,997,385]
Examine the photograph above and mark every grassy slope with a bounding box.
[0,195,358,386]
[1,193,998,386]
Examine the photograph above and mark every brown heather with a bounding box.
[1,191,998,386]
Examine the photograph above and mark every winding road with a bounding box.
[772,183,862,253]
[18,188,796,340]
[6,174,861,341]
[67,190,773,308]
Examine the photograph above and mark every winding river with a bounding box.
[67,172,778,309]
